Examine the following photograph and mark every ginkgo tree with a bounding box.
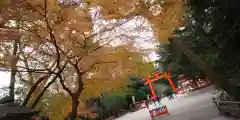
[80,43,155,99]
[41,42,153,119]
[17,0,135,118]
[0,0,156,119]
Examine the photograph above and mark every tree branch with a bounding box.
[0,67,53,74]
[43,0,61,72]
[30,61,68,108]
[23,0,45,17]
[74,65,84,97]
[58,73,73,97]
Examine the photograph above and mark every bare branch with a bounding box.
[58,74,73,97]
[66,18,134,61]
[85,18,133,40]
[0,68,51,74]
[43,0,61,71]
[23,0,45,17]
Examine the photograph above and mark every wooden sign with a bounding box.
[149,105,169,120]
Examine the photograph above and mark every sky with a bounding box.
[0,71,10,87]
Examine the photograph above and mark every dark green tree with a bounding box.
[127,77,150,101]
[165,0,240,100]
[155,43,201,83]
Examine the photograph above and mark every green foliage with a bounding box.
[187,0,240,79]
[127,76,150,101]
[100,94,127,111]
[155,78,170,86]
[93,92,129,119]
[155,44,201,81]
[153,84,169,94]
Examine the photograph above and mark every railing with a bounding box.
[216,100,240,107]
[218,101,240,105]
[213,96,240,117]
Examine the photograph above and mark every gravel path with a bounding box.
[115,86,238,120]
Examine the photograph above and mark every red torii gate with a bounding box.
[143,71,178,101]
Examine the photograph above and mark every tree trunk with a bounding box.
[70,96,80,119]
[69,69,84,119]
[169,38,237,98]
[9,39,19,102]
[69,87,83,119]
[30,62,68,108]
[30,75,59,108]
[21,75,49,107]
[21,60,58,107]
[8,18,21,102]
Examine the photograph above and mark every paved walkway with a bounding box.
[115,86,238,120]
